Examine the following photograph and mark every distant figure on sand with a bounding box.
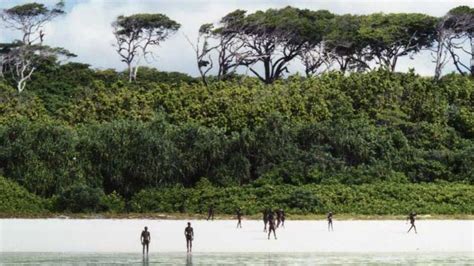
[407,212,417,234]
[207,205,215,221]
[327,212,334,231]
[185,222,194,252]
[276,209,282,228]
[141,226,151,255]
[268,210,277,240]
[281,209,285,228]
[236,208,242,228]
[263,209,268,232]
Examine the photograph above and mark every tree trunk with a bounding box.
[470,35,474,77]
[128,63,133,83]
[434,39,445,80]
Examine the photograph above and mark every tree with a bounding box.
[185,23,216,85]
[433,6,474,79]
[297,11,336,76]
[213,10,251,80]
[112,13,180,82]
[444,6,474,76]
[360,13,438,72]
[0,1,70,93]
[220,7,333,83]
[324,14,371,73]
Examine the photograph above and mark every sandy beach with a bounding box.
[0,219,472,253]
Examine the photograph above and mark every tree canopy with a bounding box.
[112,13,180,82]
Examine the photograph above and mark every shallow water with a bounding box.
[1,252,473,265]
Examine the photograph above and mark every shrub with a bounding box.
[0,176,47,213]
[55,183,106,213]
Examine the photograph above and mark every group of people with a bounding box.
[262,209,286,239]
[139,210,418,254]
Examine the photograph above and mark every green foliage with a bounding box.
[1,70,473,215]
[0,175,47,213]
[0,120,80,197]
[101,191,126,213]
[55,183,105,213]
[130,183,474,215]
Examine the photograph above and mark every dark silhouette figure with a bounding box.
[236,208,242,228]
[207,205,215,221]
[263,209,269,232]
[281,210,285,228]
[276,209,282,228]
[141,226,151,255]
[327,212,334,231]
[267,211,277,240]
[185,222,194,252]
[407,212,417,234]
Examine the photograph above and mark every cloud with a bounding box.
[1,0,472,76]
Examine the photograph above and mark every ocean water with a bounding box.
[1,252,473,265]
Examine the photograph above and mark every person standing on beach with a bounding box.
[207,205,214,221]
[185,222,194,252]
[263,209,268,232]
[280,209,286,228]
[276,209,282,228]
[268,210,277,240]
[327,212,334,231]
[236,208,242,228]
[407,212,417,234]
[140,226,151,255]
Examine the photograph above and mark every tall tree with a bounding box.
[0,1,70,93]
[324,14,371,73]
[360,13,438,72]
[185,23,217,85]
[214,10,250,80]
[112,13,180,82]
[445,6,474,76]
[220,7,333,83]
[297,11,336,76]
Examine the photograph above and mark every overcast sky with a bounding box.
[1,0,472,77]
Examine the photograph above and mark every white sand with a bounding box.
[0,219,472,253]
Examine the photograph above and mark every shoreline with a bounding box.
[1,212,473,220]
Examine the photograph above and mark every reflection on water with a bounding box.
[1,252,473,265]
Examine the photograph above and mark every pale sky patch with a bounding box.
[1,0,472,77]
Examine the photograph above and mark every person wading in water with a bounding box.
[236,208,243,228]
[327,212,334,231]
[185,222,194,252]
[140,226,151,255]
[407,212,417,234]
[276,209,282,228]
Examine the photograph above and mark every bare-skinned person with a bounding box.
[185,222,194,252]
[236,208,243,228]
[207,205,215,221]
[267,210,277,240]
[140,226,151,255]
[327,212,334,231]
[407,212,417,234]
[263,209,268,232]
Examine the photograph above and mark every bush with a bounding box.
[55,183,106,213]
[101,191,126,213]
[129,183,474,215]
[0,176,47,213]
